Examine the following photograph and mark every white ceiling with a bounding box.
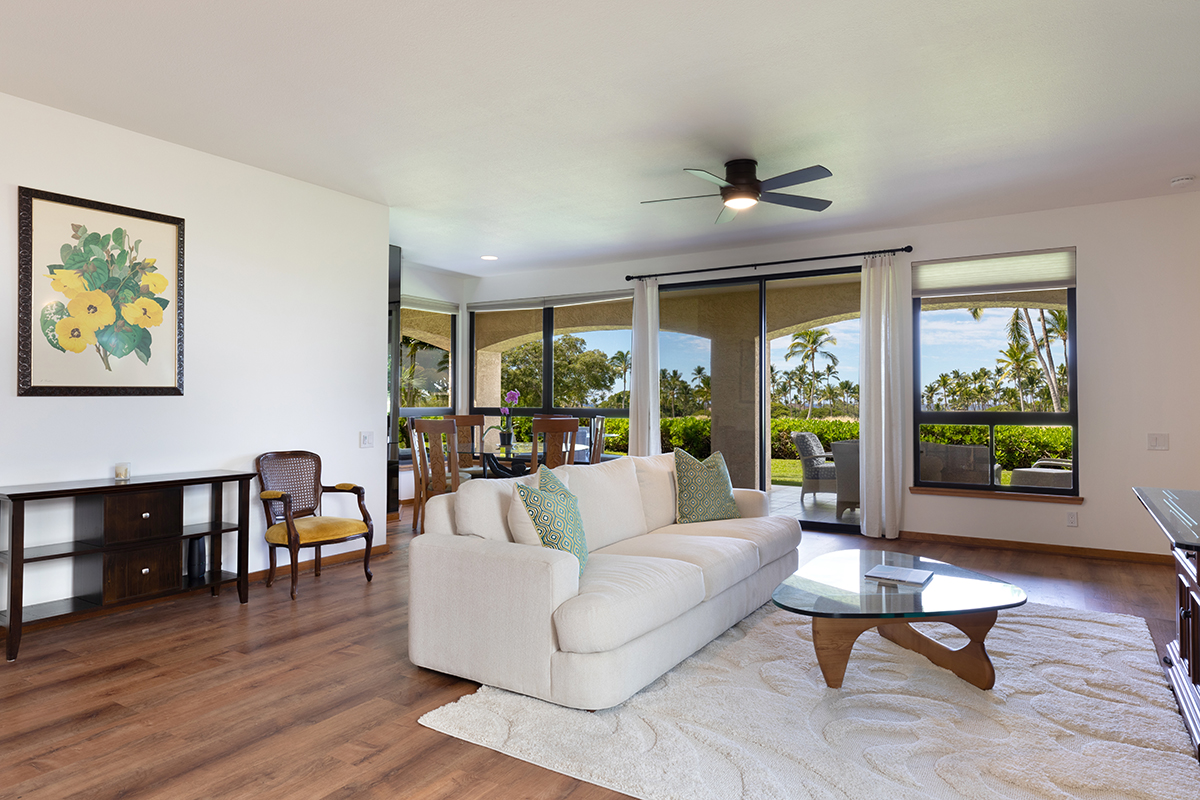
[2,1,1198,277]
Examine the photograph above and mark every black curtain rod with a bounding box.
[624,245,913,282]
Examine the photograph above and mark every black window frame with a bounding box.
[469,305,631,422]
[911,288,1078,496]
[394,305,457,419]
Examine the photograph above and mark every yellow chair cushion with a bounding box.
[266,516,368,545]
[334,483,358,491]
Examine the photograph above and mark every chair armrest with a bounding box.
[409,534,580,699]
[733,488,769,518]
[321,483,372,528]
[798,452,833,464]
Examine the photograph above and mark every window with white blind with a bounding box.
[912,248,1078,495]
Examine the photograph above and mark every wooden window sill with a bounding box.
[909,486,1084,505]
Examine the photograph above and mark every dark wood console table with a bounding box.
[1134,486,1200,760]
[0,469,254,661]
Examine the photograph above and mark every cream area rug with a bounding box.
[419,603,1200,800]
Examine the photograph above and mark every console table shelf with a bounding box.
[1134,486,1200,761]
[1,469,254,661]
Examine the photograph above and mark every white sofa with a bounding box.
[408,453,802,709]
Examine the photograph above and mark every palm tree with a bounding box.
[996,342,1036,411]
[838,379,856,412]
[785,328,839,418]
[610,350,632,395]
[1024,308,1061,412]
[1045,309,1069,366]
[935,373,953,409]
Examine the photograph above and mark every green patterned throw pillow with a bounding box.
[516,468,589,575]
[674,448,741,524]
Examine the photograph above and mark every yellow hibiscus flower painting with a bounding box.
[67,290,117,330]
[40,223,171,372]
[54,317,98,353]
[121,297,165,328]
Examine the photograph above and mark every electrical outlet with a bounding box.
[359,431,374,448]
[1148,433,1169,451]
[1066,511,1078,527]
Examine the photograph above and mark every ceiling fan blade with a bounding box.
[640,193,720,204]
[759,165,832,192]
[685,168,732,187]
[715,205,738,224]
[760,192,832,212]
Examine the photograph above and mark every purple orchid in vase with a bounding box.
[487,389,521,445]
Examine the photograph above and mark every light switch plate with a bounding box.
[359,431,374,448]
[1148,433,1169,451]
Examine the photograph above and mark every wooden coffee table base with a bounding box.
[811,609,999,689]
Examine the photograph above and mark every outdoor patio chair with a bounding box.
[792,431,837,504]
[831,439,860,520]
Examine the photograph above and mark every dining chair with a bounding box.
[586,416,607,464]
[444,414,486,479]
[530,416,579,474]
[412,418,467,534]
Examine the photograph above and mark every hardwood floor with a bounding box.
[0,506,1178,799]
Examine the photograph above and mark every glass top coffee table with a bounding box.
[772,549,1027,689]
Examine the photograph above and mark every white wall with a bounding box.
[0,93,390,608]
[408,191,1200,555]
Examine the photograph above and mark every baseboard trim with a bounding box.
[247,542,391,583]
[899,529,1172,566]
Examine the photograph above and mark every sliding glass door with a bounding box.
[658,282,761,489]
[765,271,861,529]
[657,268,862,530]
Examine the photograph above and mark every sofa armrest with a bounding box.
[422,494,455,536]
[408,533,579,699]
[733,487,769,518]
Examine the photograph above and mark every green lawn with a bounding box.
[769,459,804,487]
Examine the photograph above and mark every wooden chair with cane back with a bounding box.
[255,450,373,600]
[530,416,579,474]
[444,414,486,479]
[412,418,468,533]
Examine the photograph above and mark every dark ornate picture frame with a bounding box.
[18,187,184,396]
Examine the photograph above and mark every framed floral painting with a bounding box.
[18,187,184,395]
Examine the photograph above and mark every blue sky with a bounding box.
[572,308,1018,394]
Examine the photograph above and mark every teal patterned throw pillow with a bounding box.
[674,449,742,524]
[516,468,589,575]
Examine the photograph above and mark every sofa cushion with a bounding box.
[454,473,538,542]
[674,449,741,524]
[594,533,760,600]
[553,457,648,551]
[516,469,588,576]
[553,553,704,654]
[630,453,676,531]
[507,468,570,546]
[650,515,802,567]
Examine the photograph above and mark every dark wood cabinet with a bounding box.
[1135,487,1200,760]
[1,470,254,661]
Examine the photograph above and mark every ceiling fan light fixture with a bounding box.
[722,191,758,210]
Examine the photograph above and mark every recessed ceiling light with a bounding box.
[1170,176,1195,189]
[480,255,499,260]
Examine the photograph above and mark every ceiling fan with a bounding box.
[643,159,832,223]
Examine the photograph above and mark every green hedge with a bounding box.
[919,424,1071,470]
[770,418,860,458]
[604,416,861,460]
[444,414,1070,472]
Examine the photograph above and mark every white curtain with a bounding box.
[630,277,661,456]
[859,253,904,539]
